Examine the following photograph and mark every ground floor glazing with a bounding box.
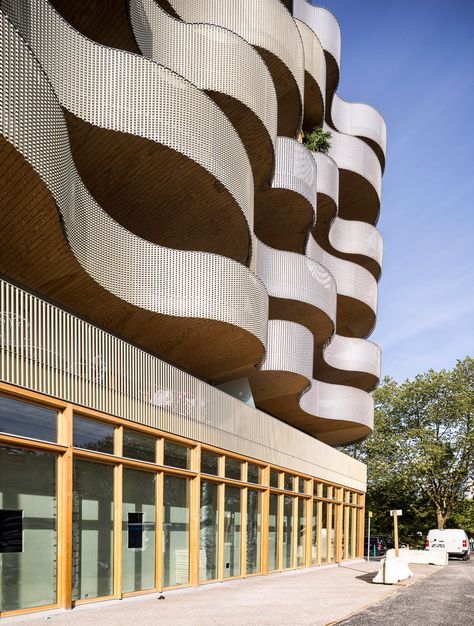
[0,384,365,617]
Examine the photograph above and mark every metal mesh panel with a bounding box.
[255,239,337,324]
[168,0,305,106]
[130,0,278,149]
[260,320,313,379]
[293,0,340,65]
[0,11,268,343]
[294,17,326,111]
[0,279,366,490]
[272,137,316,211]
[306,236,377,314]
[323,335,381,379]
[3,0,255,233]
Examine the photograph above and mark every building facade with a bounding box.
[0,0,385,617]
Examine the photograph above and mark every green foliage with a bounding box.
[303,127,332,153]
[340,357,474,540]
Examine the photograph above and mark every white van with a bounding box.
[426,529,470,560]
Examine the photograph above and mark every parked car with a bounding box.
[425,528,470,560]
[364,535,388,556]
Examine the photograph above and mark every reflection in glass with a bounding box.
[282,495,293,569]
[321,503,328,563]
[313,481,319,497]
[246,489,261,574]
[284,474,294,491]
[0,395,56,442]
[312,500,318,564]
[347,506,353,559]
[201,450,219,476]
[122,469,155,593]
[225,457,242,481]
[200,481,218,581]
[224,486,241,578]
[163,475,190,587]
[330,504,335,561]
[270,470,279,489]
[122,429,156,463]
[72,460,114,600]
[298,479,306,494]
[268,493,279,571]
[247,463,260,484]
[73,415,114,454]
[164,441,191,470]
[297,498,306,566]
[0,447,57,612]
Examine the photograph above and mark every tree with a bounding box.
[302,127,332,153]
[341,357,474,537]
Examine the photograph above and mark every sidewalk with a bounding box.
[9,560,443,626]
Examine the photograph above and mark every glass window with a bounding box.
[321,503,328,563]
[321,484,328,499]
[352,493,359,505]
[313,481,320,497]
[247,463,260,484]
[73,415,114,454]
[163,474,190,587]
[164,441,191,470]
[270,470,279,489]
[284,474,294,491]
[312,500,318,564]
[201,450,219,476]
[225,457,242,481]
[123,429,156,463]
[0,395,56,442]
[282,495,294,568]
[268,493,279,571]
[0,447,57,612]
[122,469,155,593]
[200,481,218,581]
[223,486,241,578]
[298,478,306,494]
[246,490,261,574]
[72,460,114,600]
[297,498,306,566]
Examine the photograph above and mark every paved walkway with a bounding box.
[338,558,474,626]
[9,560,442,626]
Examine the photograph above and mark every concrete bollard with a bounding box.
[373,556,413,584]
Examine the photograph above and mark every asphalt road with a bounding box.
[337,557,474,626]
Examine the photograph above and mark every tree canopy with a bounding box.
[302,126,332,153]
[341,357,474,543]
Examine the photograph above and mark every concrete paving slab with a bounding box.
[6,560,443,626]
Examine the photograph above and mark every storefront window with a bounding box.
[164,441,191,470]
[297,498,306,566]
[269,470,279,489]
[72,460,114,600]
[223,486,241,578]
[0,395,57,442]
[123,429,156,463]
[321,503,328,563]
[284,474,294,491]
[199,481,218,581]
[0,446,57,612]
[201,450,219,476]
[73,416,114,454]
[246,489,261,574]
[163,474,190,586]
[282,495,293,568]
[268,493,279,571]
[122,469,155,593]
[312,500,318,564]
[247,463,260,484]
[225,457,242,481]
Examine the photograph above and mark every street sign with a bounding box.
[390,509,402,516]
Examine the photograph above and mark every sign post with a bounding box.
[367,511,372,562]
[390,510,402,557]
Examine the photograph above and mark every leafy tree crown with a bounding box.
[303,127,332,153]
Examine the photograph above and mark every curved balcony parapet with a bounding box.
[272,137,317,214]
[306,236,377,316]
[313,149,339,205]
[294,17,325,129]
[4,0,254,261]
[260,320,313,379]
[255,239,336,334]
[293,0,340,69]
[0,10,268,379]
[129,0,277,187]
[323,335,381,381]
[331,94,387,170]
[166,0,304,136]
[329,219,383,271]
[300,379,374,432]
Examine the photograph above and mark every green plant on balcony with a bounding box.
[303,126,332,154]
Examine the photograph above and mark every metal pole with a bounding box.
[394,513,399,557]
[367,513,371,562]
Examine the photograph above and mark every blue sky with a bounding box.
[312,0,474,382]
